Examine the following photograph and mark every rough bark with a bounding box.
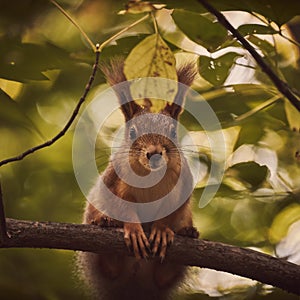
[0,218,299,296]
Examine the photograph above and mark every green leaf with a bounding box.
[181,84,277,129]
[172,9,228,52]
[0,89,41,137]
[247,35,276,56]
[118,1,166,14]
[244,0,300,26]
[229,161,268,189]
[284,99,300,131]
[124,33,178,110]
[0,39,73,82]
[124,34,177,80]
[198,52,242,86]
[234,120,265,149]
[238,24,277,36]
[99,35,149,62]
[161,0,300,26]
[269,204,300,243]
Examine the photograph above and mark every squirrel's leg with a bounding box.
[149,222,174,261]
[153,262,185,290]
[177,226,199,238]
[150,200,199,260]
[121,192,151,259]
[83,203,124,279]
[151,201,199,289]
[84,202,122,227]
[124,222,150,259]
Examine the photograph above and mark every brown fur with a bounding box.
[78,58,198,299]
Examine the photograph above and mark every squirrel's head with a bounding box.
[125,112,178,173]
[101,58,196,174]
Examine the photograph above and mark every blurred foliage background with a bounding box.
[0,0,299,299]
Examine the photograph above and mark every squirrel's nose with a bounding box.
[146,145,163,160]
[146,151,162,160]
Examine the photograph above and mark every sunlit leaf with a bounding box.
[118,0,166,14]
[161,0,300,26]
[238,24,277,36]
[198,52,242,86]
[0,78,23,99]
[276,220,300,264]
[269,203,300,243]
[124,33,177,110]
[181,84,276,129]
[247,35,276,56]
[172,9,228,52]
[284,99,300,131]
[157,0,205,12]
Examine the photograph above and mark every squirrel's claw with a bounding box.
[150,224,174,261]
[176,226,199,238]
[99,216,121,227]
[90,214,121,228]
[124,223,150,259]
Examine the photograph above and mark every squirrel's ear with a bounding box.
[163,63,197,120]
[101,58,142,121]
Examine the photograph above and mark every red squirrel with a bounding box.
[78,58,199,300]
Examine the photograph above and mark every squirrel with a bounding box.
[77,58,199,300]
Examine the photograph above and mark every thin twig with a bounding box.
[0,46,100,168]
[197,0,300,112]
[151,11,159,34]
[50,0,96,52]
[234,94,282,122]
[98,14,149,52]
[0,182,8,241]
[251,12,300,48]
[279,31,300,48]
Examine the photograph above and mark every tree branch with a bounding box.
[1,218,300,295]
[0,47,100,168]
[0,182,8,241]
[197,0,300,112]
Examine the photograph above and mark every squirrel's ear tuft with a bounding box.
[162,62,197,120]
[101,57,126,86]
[177,62,197,86]
[101,58,142,121]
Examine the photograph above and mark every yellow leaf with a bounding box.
[118,1,166,15]
[284,99,300,130]
[124,34,177,112]
[269,203,300,244]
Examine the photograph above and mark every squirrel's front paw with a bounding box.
[149,223,174,262]
[177,226,199,238]
[124,223,150,259]
[91,215,121,228]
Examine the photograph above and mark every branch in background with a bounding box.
[0,47,100,168]
[50,0,96,51]
[2,218,300,296]
[0,183,8,241]
[197,0,300,112]
[235,95,281,122]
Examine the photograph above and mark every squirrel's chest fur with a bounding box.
[102,157,192,203]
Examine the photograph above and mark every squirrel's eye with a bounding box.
[170,125,177,139]
[129,127,137,140]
